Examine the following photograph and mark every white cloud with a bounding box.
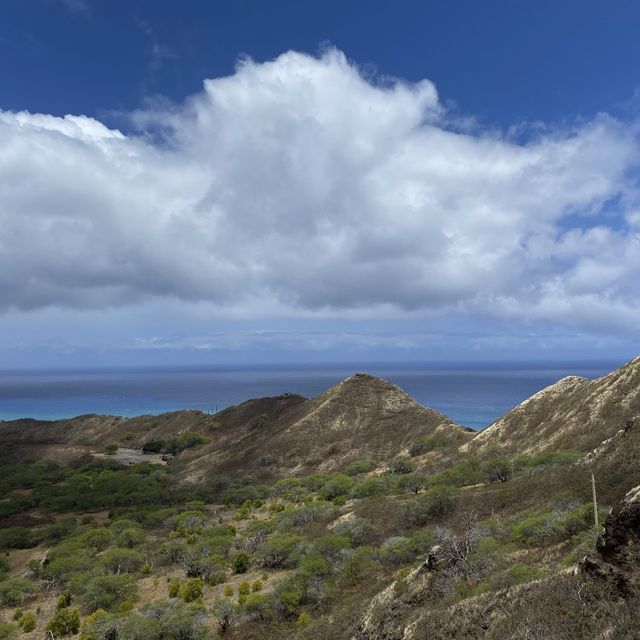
[1,48,639,334]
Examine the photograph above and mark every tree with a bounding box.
[81,574,137,612]
[483,453,512,483]
[100,548,144,574]
[104,444,118,456]
[213,599,238,634]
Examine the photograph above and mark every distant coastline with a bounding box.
[0,361,620,429]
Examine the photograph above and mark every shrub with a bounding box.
[339,547,376,586]
[104,444,118,455]
[168,579,181,598]
[491,563,544,590]
[46,608,81,637]
[224,585,233,597]
[351,476,390,498]
[143,600,207,640]
[298,551,330,578]
[117,527,145,548]
[81,574,137,612]
[82,528,113,552]
[296,611,312,626]
[404,485,455,526]
[408,436,443,457]
[181,578,203,603]
[483,453,513,483]
[251,580,262,592]
[0,527,34,550]
[232,551,250,574]
[344,459,377,476]
[258,534,302,568]
[100,548,144,574]
[272,578,302,619]
[18,613,36,633]
[388,456,416,475]
[334,517,374,545]
[142,439,165,454]
[0,578,38,607]
[320,474,354,500]
[380,537,418,564]
[238,581,251,596]
[0,622,17,640]
[243,593,273,621]
[57,590,72,609]
[212,599,238,634]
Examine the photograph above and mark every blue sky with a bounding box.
[1,0,640,367]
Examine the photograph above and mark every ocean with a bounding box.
[0,361,620,430]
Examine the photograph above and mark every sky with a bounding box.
[1,0,640,368]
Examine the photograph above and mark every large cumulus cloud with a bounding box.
[1,48,639,332]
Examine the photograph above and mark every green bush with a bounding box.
[81,528,113,552]
[404,485,455,526]
[483,453,513,483]
[116,527,145,548]
[388,456,416,475]
[435,457,483,487]
[81,574,138,612]
[350,476,390,498]
[143,601,207,640]
[46,608,81,637]
[344,459,377,476]
[258,534,303,568]
[0,578,38,607]
[57,590,72,609]
[100,548,144,574]
[168,579,181,598]
[212,599,239,634]
[181,578,203,603]
[296,611,312,626]
[408,435,448,457]
[380,536,418,564]
[0,527,34,550]
[232,551,250,574]
[243,593,273,621]
[320,474,354,500]
[511,504,592,546]
[491,563,544,590]
[0,622,17,640]
[299,551,330,578]
[18,613,36,632]
[142,439,165,454]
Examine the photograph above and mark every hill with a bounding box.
[1,359,640,640]
[0,373,471,481]
[465,356,640,457]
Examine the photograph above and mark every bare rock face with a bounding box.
[581,484,640,594]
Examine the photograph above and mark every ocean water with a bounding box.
[0,361,620,430]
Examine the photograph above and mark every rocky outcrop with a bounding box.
[581,484,640,594]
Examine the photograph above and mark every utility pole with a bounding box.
[591,473,599,531]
